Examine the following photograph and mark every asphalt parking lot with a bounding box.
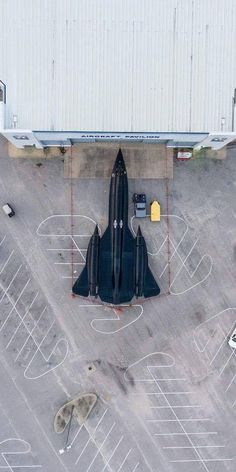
[0,135,235,472]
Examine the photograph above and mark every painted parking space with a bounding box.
[194,308,236,407]
[57,400,151,472]
[0,233,69,380]
[124,352,235,471]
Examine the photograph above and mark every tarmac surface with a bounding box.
[0,135,235,472]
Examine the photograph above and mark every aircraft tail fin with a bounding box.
[72,265,89,297]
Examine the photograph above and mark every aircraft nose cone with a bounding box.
[137,226,142,237]
[112,149,126,174]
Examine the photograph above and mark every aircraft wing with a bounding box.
[143,266,160,298]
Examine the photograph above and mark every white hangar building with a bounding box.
[0,0,236,150]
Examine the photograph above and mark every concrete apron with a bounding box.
[64,143,173,179]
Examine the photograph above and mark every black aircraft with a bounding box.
[72,150,160,304]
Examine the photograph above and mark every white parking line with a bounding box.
[14,307,47,361]
[5,292,39,349]
[150,405,201,409]
[75,409,108,465]
[0,250,14,274]
[0,438,42,472]
[209,324,233,366]
[24,320,68,379]
[0,264,22,302]
[86,422,116,472]
[143,391,193,395]
[163,445,225,449]
[146,418,210,422]
[219,350,236,376]
[0,466,41,469]
[117,448,132,472]
[0,235,6,247]
[171,458,233,463]
[169,239,213,295]
[132,463,140,472]
[0,277,31,333]
[54,262,84,265]
[145,378,187,381]
[148,368,211,472]
[131,214,212,295]
[225,372,236,393]
[90,304,143,334]
[71,236,86,262]
[155,432,218,436]
[100,435,124,472]
[46,248,87,251]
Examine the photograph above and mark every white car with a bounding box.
[2,203,15,217]
[228,326,236,349]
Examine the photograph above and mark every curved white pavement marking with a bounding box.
[37,214,101,279]
[124,352,175,382]
[36,214,101,237]
[131,214,213,295]
[90,304,143,334]
[0,438,41,471]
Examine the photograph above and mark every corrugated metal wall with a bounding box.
[0,0,235,132]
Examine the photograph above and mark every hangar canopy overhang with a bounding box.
[1,129,235,151]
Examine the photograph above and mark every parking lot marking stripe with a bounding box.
[23,319,63,376]
[0,250,14,274]
[86,422,116,472]
[157,215,189,275]
[0,466,42,469]
[219,350,236,377]
[163,445,225,449]
[67,424,83,447]
[75,408,108,464]
[71,236,86,262]
[5,291,39,349]
[150,405,201,409]
[146,418,210,422]
[148,368,211,472]
[46,248,87,251]
[225,372,236,392]
[55,262,84,265]
[145,391,193,395]
[0,235,6,247]
[0,277,31,333]
[14,307,47,361]
[100,435,124,472]
[0,264,22,302]
[155,432,217,436]
[209,325,233,366]
[171,458,233,463]
[170,251,213,296]
[117,448,132,472]
[131,462,140,472]
[141,378,187,381]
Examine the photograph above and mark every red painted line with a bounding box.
[70,145,74,289]
[165,147,171,293]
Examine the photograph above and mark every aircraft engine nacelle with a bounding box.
[86,229,100,296]
[134,231,148,297]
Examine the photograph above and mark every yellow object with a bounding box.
[150,201,160,222]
